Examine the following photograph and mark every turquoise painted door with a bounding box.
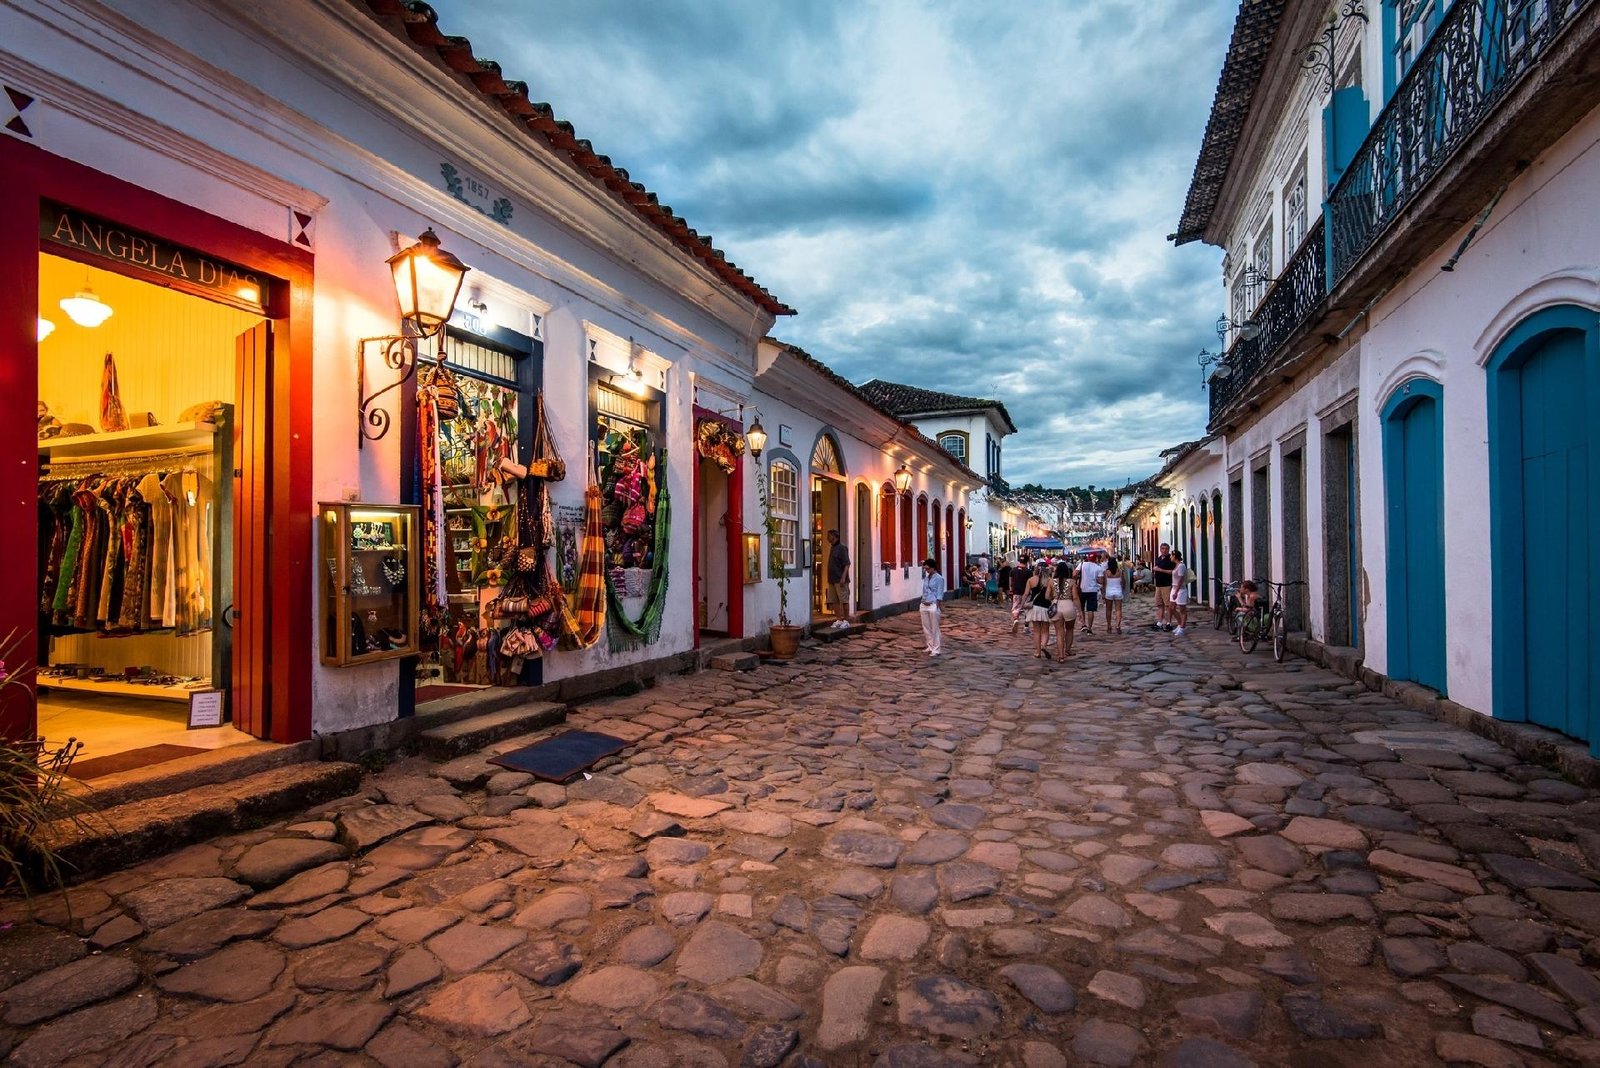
[1519,332,1590,739]
[1390,393,1447,691]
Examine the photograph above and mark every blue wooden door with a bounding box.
[1519,332,1590,739]
[1385,388,1447,692]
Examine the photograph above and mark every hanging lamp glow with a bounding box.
[745,416,767,460]
[60,287,113,328]
[37,318,56,342]
[894,463,913,496]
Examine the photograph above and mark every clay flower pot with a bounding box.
[768,624,804,659]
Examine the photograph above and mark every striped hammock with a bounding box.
[557,480,606,649]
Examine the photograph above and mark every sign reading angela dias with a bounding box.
[40,201,268,313]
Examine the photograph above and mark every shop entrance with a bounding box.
[808,432,847,622]
[34,253,267,773]
[693,411,745,643]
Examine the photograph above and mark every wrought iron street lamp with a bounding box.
[1215,313,1261,343]
[358,228,471,448]
[893,463,913,497]
[1197,347,1233,388]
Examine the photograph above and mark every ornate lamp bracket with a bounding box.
[1301,2,1369,95]
[357,334,420,449]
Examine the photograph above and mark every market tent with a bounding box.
[1018,536,1065,551]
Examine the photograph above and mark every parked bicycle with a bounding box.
[1212,578,1240,635]
[1236,579,1308,662]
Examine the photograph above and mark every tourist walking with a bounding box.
[825,529,851,624]
[1023,560,1054,659]
[1152,542,1175,630]
[1170,550,1189,636]
[1009,554,1032,634]
[1077,551,1105,635]
[920,557,946,656]
[1051,561,1080,660]
[1103,555,1126,634]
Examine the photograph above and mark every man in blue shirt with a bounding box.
[920,556,947,656]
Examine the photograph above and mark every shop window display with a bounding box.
[593,380,670,647]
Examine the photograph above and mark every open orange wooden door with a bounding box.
[233,322,272,738]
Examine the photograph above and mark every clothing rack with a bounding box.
[40,444,212,478]
[35,404,235,713]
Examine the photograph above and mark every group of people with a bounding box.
[991,550,1126,661]
[917,542,1212,659]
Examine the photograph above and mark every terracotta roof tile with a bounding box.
[765,341,986,487]
[857,380,1018,435]
[351,0,794,316]
[1172,0,1288,246]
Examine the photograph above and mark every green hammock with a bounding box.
[606,451,671,649]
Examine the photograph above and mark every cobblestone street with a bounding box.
[7,598,1600,1067]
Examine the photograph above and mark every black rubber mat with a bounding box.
[488,729,628,782]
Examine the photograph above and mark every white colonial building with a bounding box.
[1170,0,1600,754]
[858,380,1020,556]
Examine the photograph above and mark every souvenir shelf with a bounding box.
[38,420,218,462]
[319,502,421,666]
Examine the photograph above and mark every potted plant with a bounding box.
[0,633,89,907]
[758,468,804,659]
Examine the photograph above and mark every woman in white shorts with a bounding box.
[1170,551,1189,635]
[1023,561,1055,659]
[1103,556,1126,635]
[1051,559,1079,661]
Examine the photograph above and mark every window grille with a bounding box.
[810,434,843,475]
[596,382,649,427]
[938,433,968,464]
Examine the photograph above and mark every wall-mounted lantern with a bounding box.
[358,228,470,448]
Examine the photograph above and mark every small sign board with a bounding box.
[187,689,225,730]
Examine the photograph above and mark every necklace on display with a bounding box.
[382,555,407,587]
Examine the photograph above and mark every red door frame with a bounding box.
[690,406,744,646]
[0,139,314,743]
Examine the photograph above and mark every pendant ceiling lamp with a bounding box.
[37,318,56,342]
[60,286,113,328]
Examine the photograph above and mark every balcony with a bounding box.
[1208,216,1327,425]
[1328,0,1596,285]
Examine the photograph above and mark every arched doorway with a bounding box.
[1197,497,1210,605]
[1211,490,1224,589]
[945,503,956,588]
[932,502,944,575]
[1488,306,1599,751]
[809,431,847,622]
[916,494,929,566]
[1381,378,1447,694]
[855,482,872,615]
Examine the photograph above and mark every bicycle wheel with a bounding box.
[1213,594,1228,630]
[1239,614,1259,653]
[1272,608,1287,662]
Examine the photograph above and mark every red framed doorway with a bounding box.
[691,405,745,646]
[0,138,314,744]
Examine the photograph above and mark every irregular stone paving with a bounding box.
[6,598,1600,1066]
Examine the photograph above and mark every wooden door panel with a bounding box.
[233,322,272,739]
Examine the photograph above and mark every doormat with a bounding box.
[489,730,628,782]
[68,744,207,781]
[416,684,485,704]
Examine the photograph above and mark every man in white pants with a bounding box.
[919,556,947,657]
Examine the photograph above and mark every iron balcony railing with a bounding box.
[1328,0,1593,283]
[1208,216,1327,423]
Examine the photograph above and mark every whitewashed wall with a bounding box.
[9,0,774,733]
[1355,105,1600,716]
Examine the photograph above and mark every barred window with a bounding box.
[770,460,799,570]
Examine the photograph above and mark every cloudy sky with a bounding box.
[430,0,1233,487]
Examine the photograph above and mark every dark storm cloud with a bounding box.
[429,0,1234,486]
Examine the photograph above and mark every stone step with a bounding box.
[812,622,868,644]
[63,739,318,814]
[418,701,567,760]
[43,760,363,882]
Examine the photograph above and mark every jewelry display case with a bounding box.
[319,502,420,666]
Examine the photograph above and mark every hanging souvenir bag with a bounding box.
[621,501,648,534]
[525,393,567,482]
[427,357,464,421]
[99,352,128,433]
